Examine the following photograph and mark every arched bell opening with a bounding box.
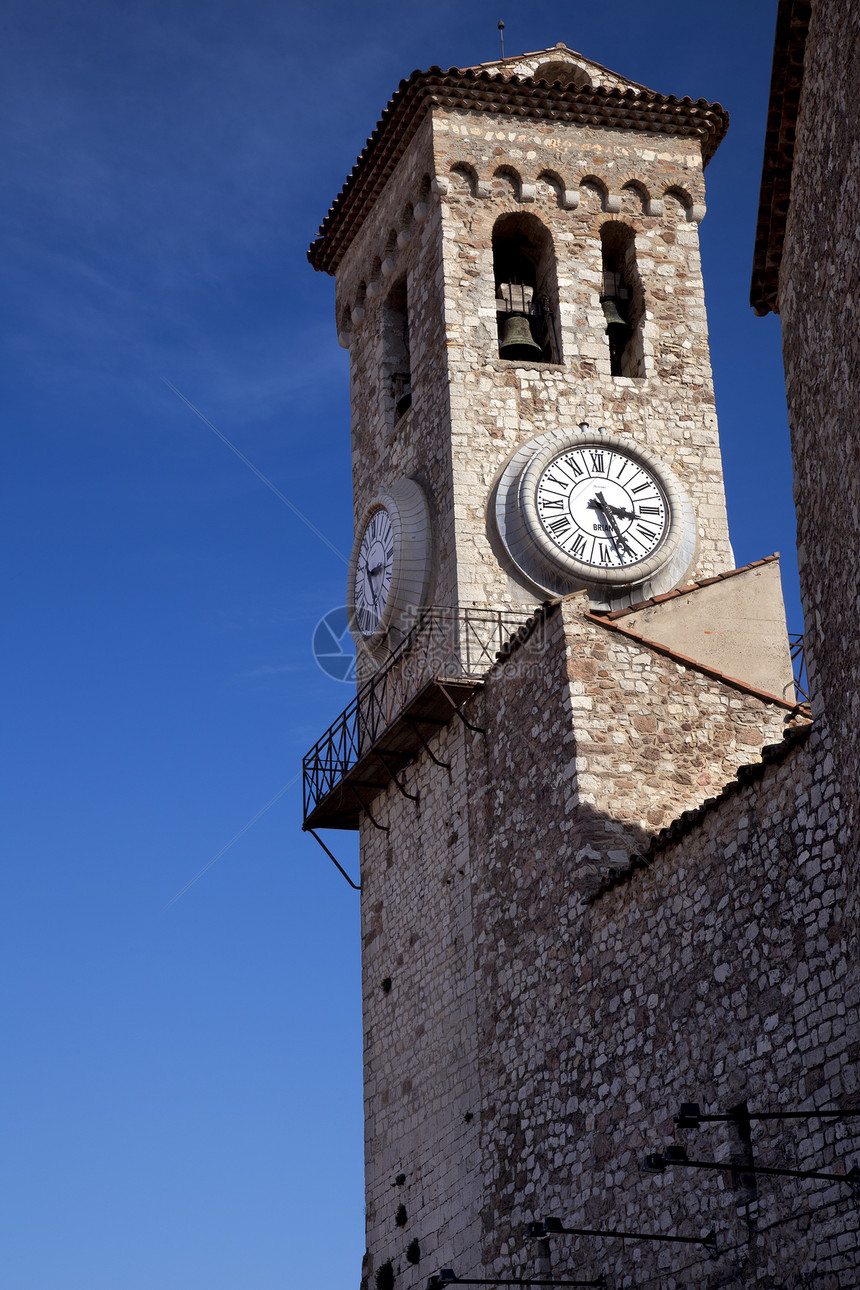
[599,222,645,378]
[383,279,411,422]
[492,213,560,364]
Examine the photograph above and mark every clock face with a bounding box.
[354,507,395,638]
[535,445,669,571]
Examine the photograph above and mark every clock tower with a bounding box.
[304,43,798,1289]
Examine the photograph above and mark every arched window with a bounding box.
[383,280,411,420]
[599,223,645,378]
[532,60,592,90]
[492,213,560,364]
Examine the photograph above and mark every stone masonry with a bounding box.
[358,592,805,1288]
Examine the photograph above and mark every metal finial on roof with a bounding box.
[498,20,505,61]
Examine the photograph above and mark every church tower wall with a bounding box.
[336,118,462,614]
[432,113,735,610]
[302,43,824,1290]
[358,720,484,1279]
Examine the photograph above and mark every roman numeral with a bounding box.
[548,516,572,536]
[639,505,661,516]
[615,458,630,481]
[570,534,586,557]
[540,497,564,509]
[636,524,657,540]
[597,542,611,564]
[631,481,652,495]
[589,451,605,473]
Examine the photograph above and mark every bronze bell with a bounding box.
[499,312,543,360]
[600,295,629,331]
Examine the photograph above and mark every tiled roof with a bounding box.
[587,720,812,902]
[595,554,781,620]
[750,0,811,316]
[308,66,729,276]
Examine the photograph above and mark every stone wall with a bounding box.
[471,718,860,1288]
[358,716,483,1285]
[356,593,803,1288]
[778,0,860,908]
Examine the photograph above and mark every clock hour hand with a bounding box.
[607,502,637,523]
[587,497,637,524]
[590,491,633,558]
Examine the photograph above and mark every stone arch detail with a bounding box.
[351,281,368,324]
[532,59,593,90]
[578,174,611,212]
[449,162,479,197]
[664,184,706,223]
[493,165,524,201]
[536,168,577,209]
[620,179,652,213]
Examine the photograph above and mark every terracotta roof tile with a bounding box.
[308,67,729,276]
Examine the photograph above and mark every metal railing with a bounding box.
[789,632,809,704]
[302,607,528,822]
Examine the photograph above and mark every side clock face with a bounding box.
[354,507,394,638]
[535,445,668,571]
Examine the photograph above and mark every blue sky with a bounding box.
[2,2,793,1287]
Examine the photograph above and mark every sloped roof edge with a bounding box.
[595,554,781,620]
[308,65,729,276]
[584,610,803,712]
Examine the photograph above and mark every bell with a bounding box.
[600,295,629,330]
[499,312,543,360]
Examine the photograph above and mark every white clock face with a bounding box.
[354,507,394,638]
[535,445,668,571]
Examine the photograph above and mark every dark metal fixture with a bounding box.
[498,283,544,360]
[305,827,361,890]
[675,1102,860,1130]
[599,267,633,372]
[426,1273,605,1289]
[303,606,524,829]
[392,372,412,420]
[643,1145,860,1194]
[499,312,544,360]
[526,1216,717,1257]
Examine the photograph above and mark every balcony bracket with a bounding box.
[304,826,361,891]
[347,783,389,832]
[376,751,419,803]
[439,682,486,734]
[405,719,451,770]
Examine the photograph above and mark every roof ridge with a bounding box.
[594,554,781,620]
[587,721,813,903]
[584,608,802,711]
[308,67,728,275]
